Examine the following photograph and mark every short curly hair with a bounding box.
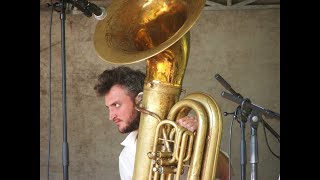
[94,66,145,99]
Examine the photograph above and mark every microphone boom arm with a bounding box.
[221,91,280,142]
[221,91,280,121]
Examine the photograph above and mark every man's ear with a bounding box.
[135,92,143,106]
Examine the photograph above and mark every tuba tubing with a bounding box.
[167,92,222,180]
[183,93,223,180]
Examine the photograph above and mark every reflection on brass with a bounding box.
[93,0,231,179]
[94,0,205,65]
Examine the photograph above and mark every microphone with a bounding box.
[93,6,107,20]
[215,74,242,98]
[69,0,107,20]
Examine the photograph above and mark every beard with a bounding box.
[120,111,140,133]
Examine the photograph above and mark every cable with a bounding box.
[228,111,237,180]
[47,1,54,180]
[262,119,280,160]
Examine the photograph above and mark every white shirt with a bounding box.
[119,130,138,180]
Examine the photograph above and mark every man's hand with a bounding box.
[177,115,198,132]
[177,115,233,180]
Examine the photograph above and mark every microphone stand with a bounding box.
[239,98,252,180]
[60,1,69,180]
[48,1,106,180]
[248,108,260,180]
[215,74,248,180]
[215,74,280,180]
[49,1,70,180]
[50,0,70,179]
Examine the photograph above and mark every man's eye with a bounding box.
[114,104,120,108]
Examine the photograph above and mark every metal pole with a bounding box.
[59,1,69,180]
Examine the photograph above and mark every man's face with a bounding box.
[105,85,140,133]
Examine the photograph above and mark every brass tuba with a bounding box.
[93,0,231,179]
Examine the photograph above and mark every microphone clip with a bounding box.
[68,0,104,18]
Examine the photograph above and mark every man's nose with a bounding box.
[109,110,117,121]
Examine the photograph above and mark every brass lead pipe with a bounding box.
[135,106,172,152]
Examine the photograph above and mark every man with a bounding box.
[94,66,231,180]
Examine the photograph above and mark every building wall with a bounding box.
[40,7,280,180]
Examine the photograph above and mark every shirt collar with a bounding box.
[120,130,138,148]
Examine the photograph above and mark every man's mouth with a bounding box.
[113,119,121,126]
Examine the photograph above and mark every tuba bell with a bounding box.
[93,0,231,179]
